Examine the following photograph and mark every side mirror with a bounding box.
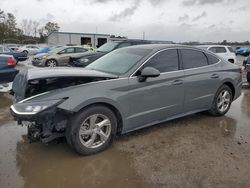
[138,67,160,82]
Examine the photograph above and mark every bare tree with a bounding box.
[32,21,40,37]
[44,22,60,35]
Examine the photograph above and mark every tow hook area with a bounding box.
[26,122,65,143]
[19,109,70,143]
[27,123,42,143]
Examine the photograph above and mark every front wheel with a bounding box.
[66,105,117,155]
[208,85,233,116]
[46,59,57,67]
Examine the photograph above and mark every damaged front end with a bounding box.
[10,98,71,143]
[10,68,118,143]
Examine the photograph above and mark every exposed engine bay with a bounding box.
[11,68,118,143]
[25,76,109,98]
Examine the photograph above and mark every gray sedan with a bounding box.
[10,44,242,155]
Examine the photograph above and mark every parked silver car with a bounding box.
[18,45,40,55]
[32,46,88,67]
[10,44,242,155]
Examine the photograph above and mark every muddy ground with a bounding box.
[0,56,250,188]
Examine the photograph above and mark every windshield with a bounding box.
[96,41,120,52]
[86,48,151,75]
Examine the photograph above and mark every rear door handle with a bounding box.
[172,80,183,85]
[210,74,219,79]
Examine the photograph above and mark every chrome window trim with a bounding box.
[129,47,221,78]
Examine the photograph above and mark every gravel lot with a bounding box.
[0,56,250,188]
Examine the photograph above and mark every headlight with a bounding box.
[80,58,89,63]
[37,55,48,60]
[11,99,63,115]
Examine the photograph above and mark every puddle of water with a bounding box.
[0,122,148,188]
[0,93,148,188]
[227,88,250,142]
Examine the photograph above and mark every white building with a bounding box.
[47,31,110,47]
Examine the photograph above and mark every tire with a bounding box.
[66,105,117,155]
[208,85,233,116]
[23,50,28,54]
[247,72,250,83]
[46,59,57,67]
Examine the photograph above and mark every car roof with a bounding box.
[197,45,232,48]
[121,44,195,51]
[109,39,154,43]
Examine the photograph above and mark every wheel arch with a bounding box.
[71,99,124,136]
[222,81,235,99]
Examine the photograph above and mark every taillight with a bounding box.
[7,57,15,66]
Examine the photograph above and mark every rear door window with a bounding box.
[144,49,179,73]
[181,49,208,69]
[206,53,220,64]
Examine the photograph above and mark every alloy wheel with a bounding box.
[217,90,231,113]
[79,114,112,149]
[47,60,57,67]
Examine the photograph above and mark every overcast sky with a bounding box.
[0,0,250,42]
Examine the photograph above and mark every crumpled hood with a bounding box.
[26,67,118,80]
[12,67,118,102]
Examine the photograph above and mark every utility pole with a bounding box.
[143,32,145,40]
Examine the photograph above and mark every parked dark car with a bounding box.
[0,45,28,63]
[68,39,153,67]
[0,54,19,84]
[10,44,242,155]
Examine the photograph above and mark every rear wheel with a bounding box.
[46,59,57,67]
[208,85,233,116]
[23,50,28,54]
[66,105,117,155]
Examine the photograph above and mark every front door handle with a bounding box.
[172,80,183,85]
[210,74,219,79]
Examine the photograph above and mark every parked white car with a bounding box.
[18,45,40,55]
[197,45,236,64]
